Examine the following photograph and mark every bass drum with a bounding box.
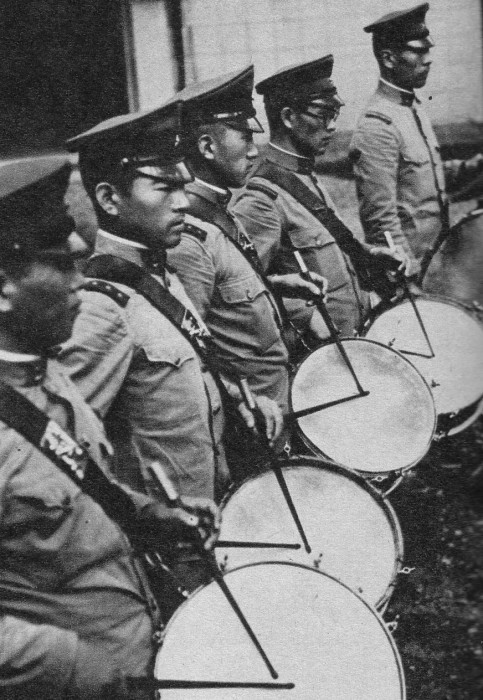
[364,295,483,436]
[290,338,436,476]
[155,562,406,700]
[423,207,483,308]
[216,456,403,611]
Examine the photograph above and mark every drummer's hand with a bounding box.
[368,245,412,276]
[237,395,284,447]
[268,272,328,301]
[139,497,221,551]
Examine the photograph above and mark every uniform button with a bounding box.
[246,290,253,300]
[316,238,322,245]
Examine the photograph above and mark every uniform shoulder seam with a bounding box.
[81,279,130,308]
[245,180,279,200]
[364,110,393,125]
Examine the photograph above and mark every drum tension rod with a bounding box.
[149,461,281,680]
[293,251,368,396]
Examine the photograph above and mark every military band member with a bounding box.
[168,66,325,417]
[0,156,220,700]
[350,3,483,278]
[233,55,406,341]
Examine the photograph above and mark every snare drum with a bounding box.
[290,338,436,476]
[155,562,406,699]
[216,456,403,610]
[364,295,483,436]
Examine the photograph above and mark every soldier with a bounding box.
[350,2,483,279]
[233,55,406,342]
[59,102,282,593]
[168,66,325,419]
[0,156,220,700]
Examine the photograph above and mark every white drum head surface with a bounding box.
[365,299,483,419]
[291,339,435,474]
[155,563,405,700]
[216,462,402,609]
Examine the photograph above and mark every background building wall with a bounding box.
[134,0,483,131]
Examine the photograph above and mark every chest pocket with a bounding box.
[5,472,76,537]
[218,272,267,305]
[401,140,430,166]
[287,219,335,250]
[134,303,197,369]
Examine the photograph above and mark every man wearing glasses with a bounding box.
[233,55,405,344]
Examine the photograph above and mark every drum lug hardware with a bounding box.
[430,379,440,388]
[152,627,166,647]
[400,566,415,576]
[219,555,229,573]
[313,553,323,569]
[371,475,387,484]
[386,616,399,634]
[388,337,396,348]
[283,441,291,457]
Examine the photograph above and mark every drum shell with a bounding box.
[364,294,483,436]
[154,561,406,700]
[424,208,483,308]
[290,338,436,476]
[216,455,403,611]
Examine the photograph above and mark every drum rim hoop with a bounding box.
[155,560,406,696]
[218,456,405,609]
[289,338,437,470]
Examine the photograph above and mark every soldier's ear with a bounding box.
[197,133,216,162]
[380,48,397,70]
[280,106,297,131]
[0,270,17,314]
[95,182,121,216]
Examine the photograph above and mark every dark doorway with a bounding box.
[0,0,129,156]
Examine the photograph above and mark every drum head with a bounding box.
[365,298,483,425]
[216,458,403,609]
[155,562,405,700]
[290,339,435,474]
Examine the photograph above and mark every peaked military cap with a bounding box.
[364,3,434,50]
[179,65,263,133]
[256,54,343,109]
[0,156,75,257]
[66,98,185,174]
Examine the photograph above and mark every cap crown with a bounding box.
[256,54,337,107]
[364,3,431,48]
[0,156,74,255]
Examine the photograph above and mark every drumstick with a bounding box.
[384,232,435,358]
[149,461,280,680]
[216,540,301,549]
[293,251,368,396]
[237,380,312,554]
[131,678,295,690]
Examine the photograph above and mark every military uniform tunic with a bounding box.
[0,353,160,699]
[168,179,289,411]
[233,144,370,337]
[60,230,228,501]
[349,79,460,273]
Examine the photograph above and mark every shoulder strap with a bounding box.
[0,379,139,542]
[85,254,238,382]
[254,161,365,259]
[82,278,130,307]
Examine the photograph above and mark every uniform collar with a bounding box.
[94,229,170,275]
[377,78,419,107]
[266,142,314,174]
[187,178,232,209]
[0,349,47,387]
